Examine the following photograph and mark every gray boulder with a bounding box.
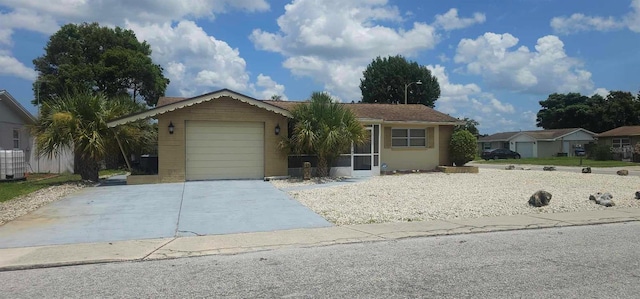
[505,165,515,170]
[589,192,615,207]
[543,166,556,171]
[617,169,629,176]
[529,190,552,207]
[582,167,591,173]
[635,191,640,199]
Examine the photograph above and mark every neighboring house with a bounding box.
[596,126,640,161]
[0,89,35,160]
[0,90,73,173]
[107,89,461,183]
[478,128,597,158]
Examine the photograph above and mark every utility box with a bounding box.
[0,150,26,180]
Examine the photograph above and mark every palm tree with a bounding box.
[33,91,154,181]
[282,92,368,177]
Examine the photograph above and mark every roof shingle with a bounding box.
[597,126,640,137]
[263,100,459,123]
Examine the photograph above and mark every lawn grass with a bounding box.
[0,173,81,203]
[0,169,126,203]
[474,156,638,167]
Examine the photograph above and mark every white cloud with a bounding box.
[250,0,441,102]
[252,74,288,101]
[433,8,486,31]
[0,53,37,80]
[428,64,515,134]
[0,0,270,24]
[592,87,610,97]
[126,20,283,99]
[454,33,594,94]
[551,0,640,34]
[0,0,270,86]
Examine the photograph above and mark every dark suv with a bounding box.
[481,148,521,160]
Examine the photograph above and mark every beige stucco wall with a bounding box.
[156,97,288,182]
[380,124,441,171]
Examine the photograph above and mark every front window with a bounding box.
[612,138,630,148]
[12,129,19,149]
[391,128,426,147]
[483,142,491,150]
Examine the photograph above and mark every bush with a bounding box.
[449,130,477,166]
[590,144,612,161]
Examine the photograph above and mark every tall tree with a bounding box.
[360,55,440,107]
[33,22,169,107]
[280,92,368,177]
[33,91,155,181]
[536,91,640,133]
[454,117,480,136]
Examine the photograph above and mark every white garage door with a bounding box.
[516,142,534,158]
[186,121,264,180]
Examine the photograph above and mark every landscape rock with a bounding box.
[582,167,591,173]
[529,190,552,207]
[589,192,616,207]
[505,165,515,170]
[635,191,640,199]
[543,166,556,171]
[617,169,629,176]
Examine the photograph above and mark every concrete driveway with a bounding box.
[0,176,331,248]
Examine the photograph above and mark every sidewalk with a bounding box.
[2,208,640,271]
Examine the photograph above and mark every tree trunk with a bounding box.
[78,155,100,182]
[317,156,329,178]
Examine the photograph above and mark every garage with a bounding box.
[516,142,534,158]
[186,121,264,180]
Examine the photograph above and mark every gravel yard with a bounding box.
[273,168,640,225]
[0,183,87,226]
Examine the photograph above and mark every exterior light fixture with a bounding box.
[275,124,281,135]
[404,80,423,105]
[168,121,175,134]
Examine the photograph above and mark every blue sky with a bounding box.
[1,0,639,134]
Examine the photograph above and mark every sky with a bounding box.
[1,0,639,134]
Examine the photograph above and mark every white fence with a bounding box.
[27,139,74,174]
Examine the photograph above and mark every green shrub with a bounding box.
[449,130,477,166]
[591,144,613,161]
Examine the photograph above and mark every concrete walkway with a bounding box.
[2,208,639,271]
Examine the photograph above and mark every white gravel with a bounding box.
[275,168,640,225]
[0,183,87,226]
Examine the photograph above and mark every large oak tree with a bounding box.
[536,91,640,133]
[33,22,169,107]
[359,55,440,107]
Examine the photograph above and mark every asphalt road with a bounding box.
[2,222,640,298]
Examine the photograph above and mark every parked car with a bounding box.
[481,148,521,160]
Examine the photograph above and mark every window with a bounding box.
[391,128,426,147]
[483,143,491,150]
[612,138,630,148]
[12,129,19,149]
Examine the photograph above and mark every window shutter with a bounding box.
[427,127,435,148]
[384,127,391,148]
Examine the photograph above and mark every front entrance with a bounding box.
[352,125,380,177]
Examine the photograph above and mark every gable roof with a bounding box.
[107,89,292,127]
[264,100,460,124]
[597,126,640,137]
[109,89,461,127]
[0,90,37,124]
[480,128,596,142]
[478,131,519,142]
